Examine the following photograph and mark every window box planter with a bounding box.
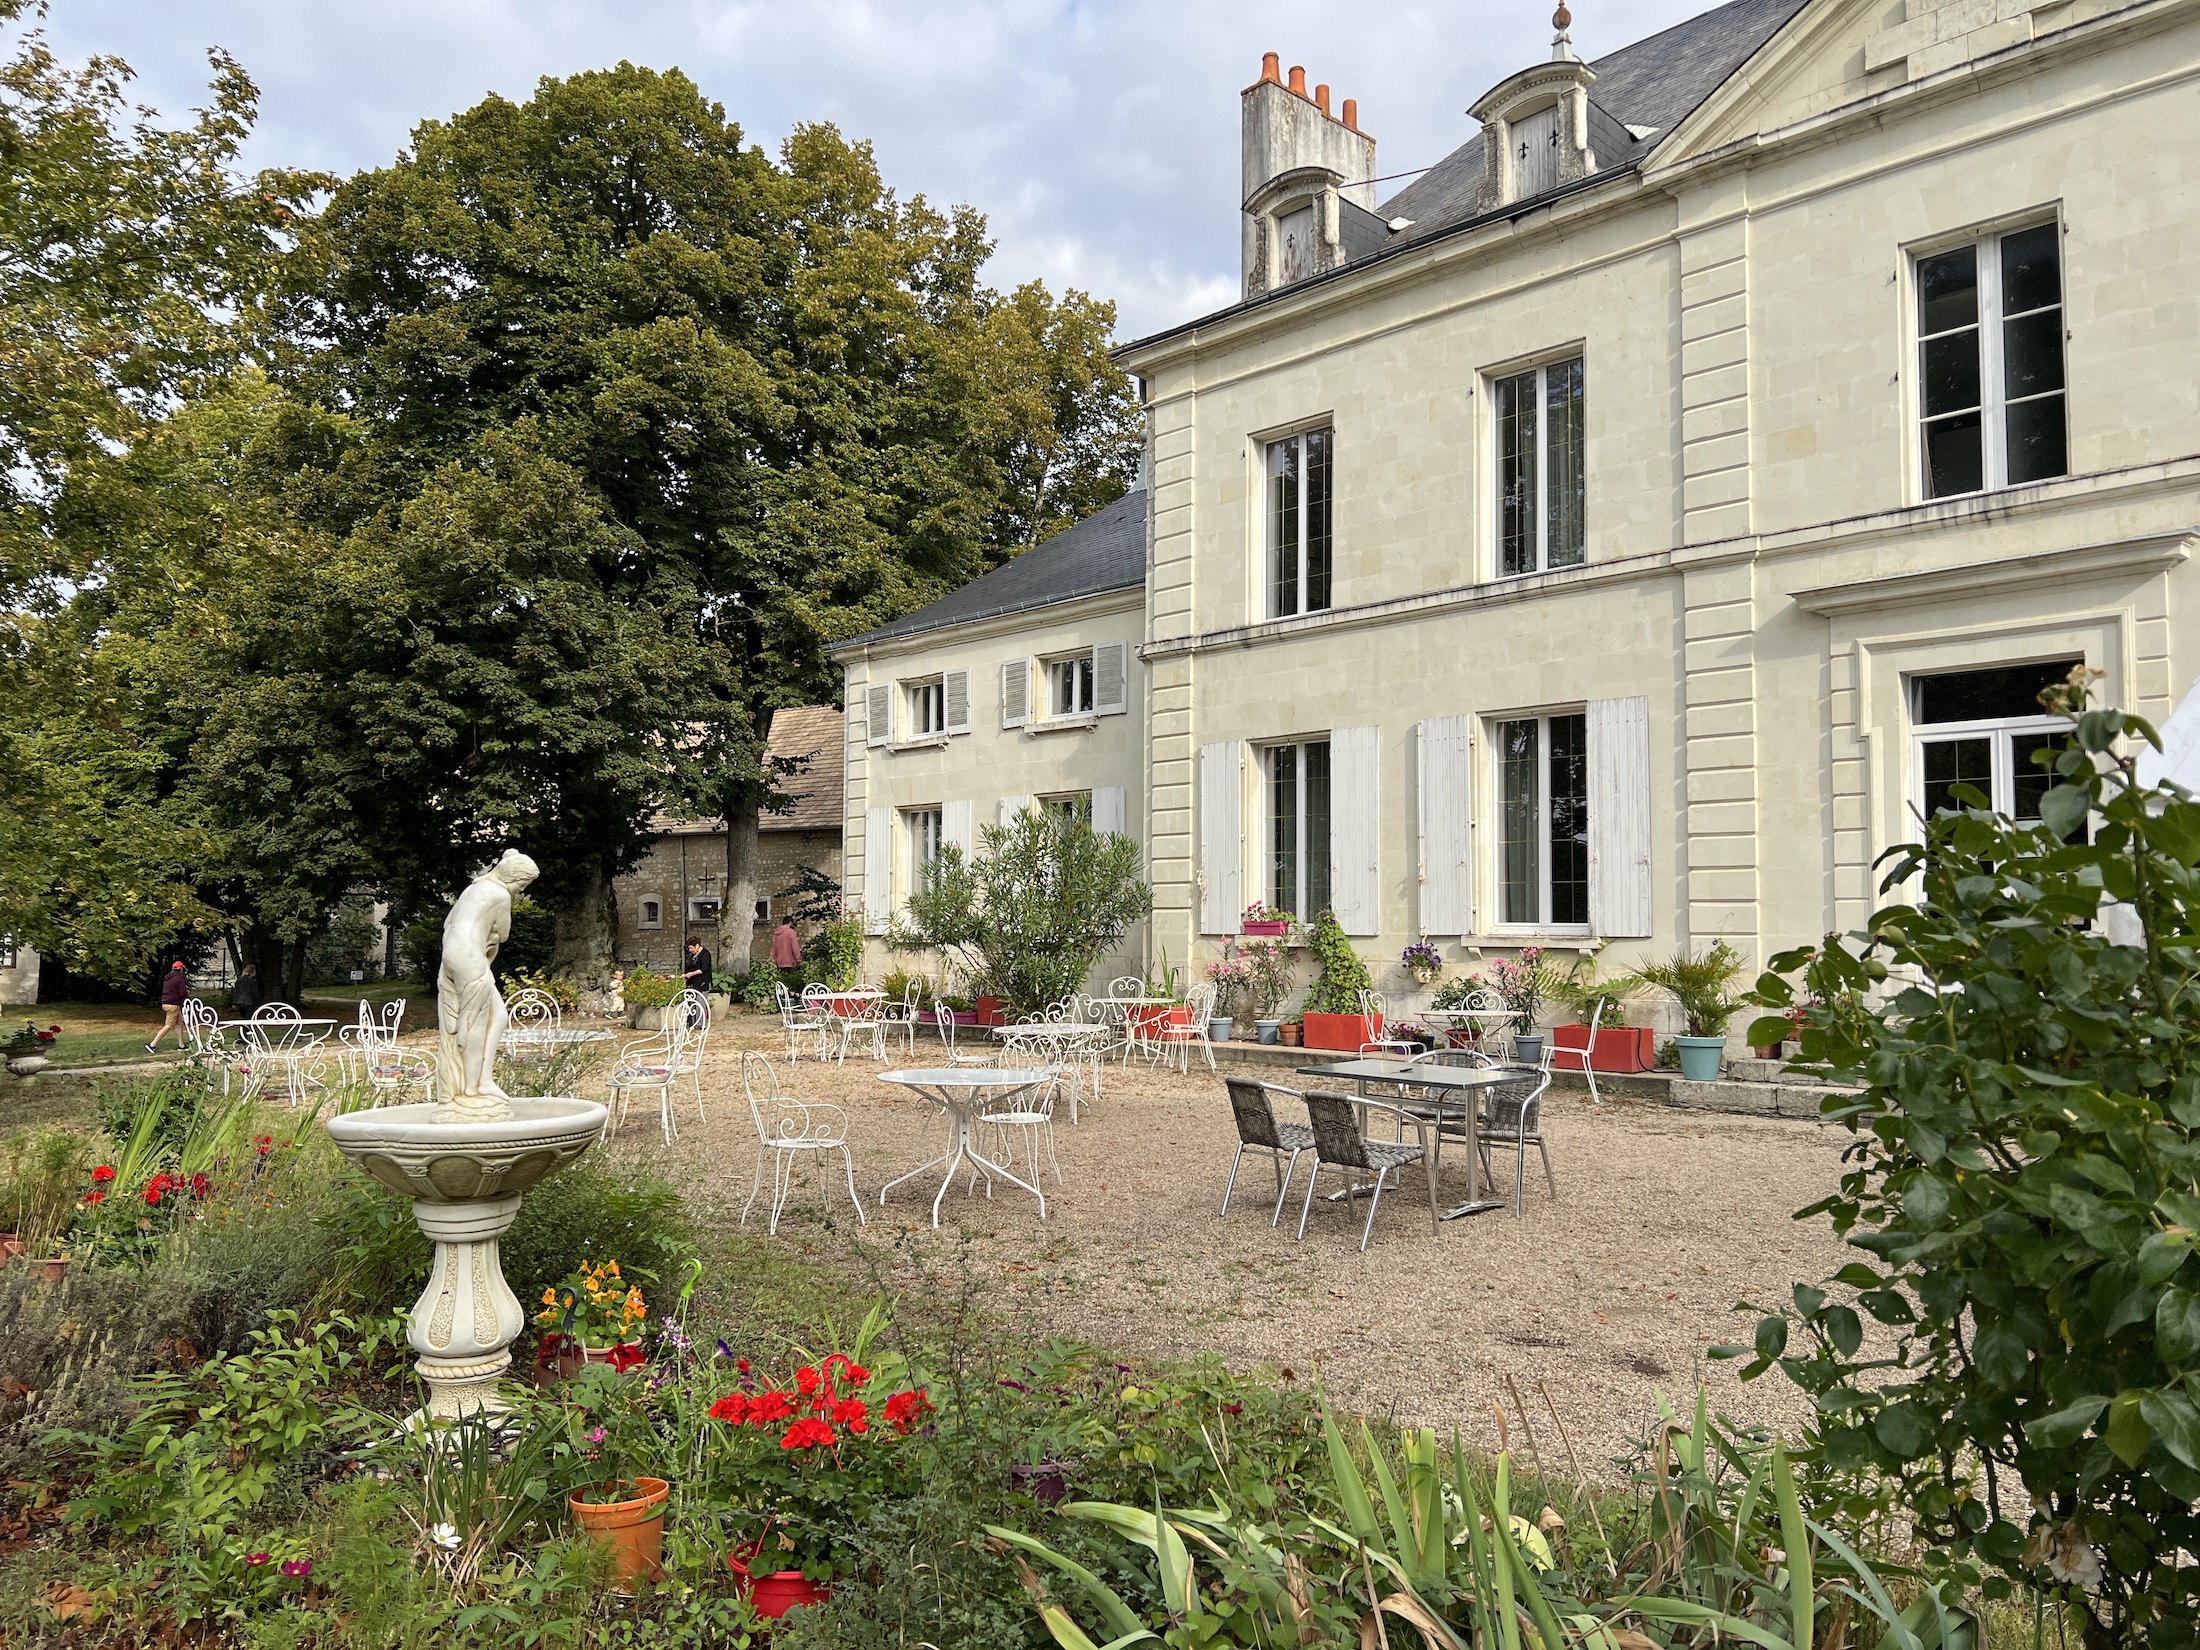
[948,1010,981,1027]
[1550,1024,1656,1074]
[1301,1011,1380,1052]
[1241,919,1291,938]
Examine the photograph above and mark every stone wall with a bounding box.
[611,828,842,973]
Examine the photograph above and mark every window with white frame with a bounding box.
[1916,220,2066,499]
[1266,428,1333,617]
[906,677,946,737]
[905,807,944,898]
[1494,356,1585,577]
[688,897,721,924]
[1912,659,2077,822]
[1494,711,1588,927]
[1042,790,1092,823]
[1050,654,1094,717]
[754,898,771,923]
[639,899,662,929]
[1266,740,1332,918]
[0,935,15,969]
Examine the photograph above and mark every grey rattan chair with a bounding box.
[1220,1078,1315,1225]
[1477,1065,1556,1218]
[1294,1090,1432,1251]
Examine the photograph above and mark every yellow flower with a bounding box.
[541,1287,556,1306]
[606,1261,620,1278]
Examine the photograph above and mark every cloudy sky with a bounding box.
[42,0,1711,341]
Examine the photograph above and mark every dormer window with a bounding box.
[1471,5,1602,211]
[1277,203,1318,285]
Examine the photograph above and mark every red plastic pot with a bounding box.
[728,1547,831,1618]
[975,995,1006,1027]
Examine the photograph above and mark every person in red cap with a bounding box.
[147,960,190,1053]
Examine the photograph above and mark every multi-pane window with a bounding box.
[1043,791,1092,823]
[905,807,944,896]
[1917,222,2067,499]
[639,899,662,929]
[1913,659,2077,821]
[1267,428,1333,617]
[907,677,946,736]
[1267,741,1332,919]
[1495,357,1585,577]
[1051,655,1094,716]
[1495,712,1588,927]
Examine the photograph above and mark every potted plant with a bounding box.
[1239,900,1294,939]
[1485,948,1560,1064]
[1278,1015,1303,1047]
[1400,940,1444,988]
[622,964,680,1029]
[1236,937,1294,1043]
[1298,911,1379,1050]
[5,1021,59,1078]
[706,1353,934,1617]
[556,1363,670,1590]
[1202,955,1246,1042]
[1623,942,1747,1081]
[532,1259,651,1381]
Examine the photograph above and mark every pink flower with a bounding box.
[245,1552,271,1567]
[586,1426,606,1444]
[281,1559,312,1578]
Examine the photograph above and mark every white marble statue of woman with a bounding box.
[435,849,539,1120]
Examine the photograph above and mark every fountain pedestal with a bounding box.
[327,1097,608,1421]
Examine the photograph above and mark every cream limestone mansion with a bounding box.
[835,0,2200,1030]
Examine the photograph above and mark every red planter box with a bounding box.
[1240,919,1291,937]
[976,995,1006,1028]
[1127,1004,1192,1037]
[1550,1023,1655,1074]
[1301,1011,1382,1052]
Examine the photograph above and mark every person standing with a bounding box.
[147,960,189,1052]
[230,961,264,1014]
[771,917,804,990]
[683,935,714,996]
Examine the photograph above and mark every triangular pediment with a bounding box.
[1643,0,1893,169]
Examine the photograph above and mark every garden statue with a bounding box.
[326,847,608,1423]
[435,847,537,1121]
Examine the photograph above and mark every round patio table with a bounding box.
[876,1066,1059,1226]
[991,1021,1111,1119]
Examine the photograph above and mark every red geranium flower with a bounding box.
[190,1173,211,1199]
[823,1354,869,1390]
[708,1393,749,1424]
[883,1390,933,1435]
[91,1165,116,1184]
[779,1417,835,1451]
[83,1190,105,1206]
[833,1397,868,1433]
[746,1389,795,1425]
[606,1343,646,1374]
[794,1365,821,1397]
[254,1134,273,1156]
[145,1174,174,1206]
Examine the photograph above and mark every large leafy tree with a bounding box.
[273,68,1139,967]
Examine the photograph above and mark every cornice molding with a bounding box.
[1790,533,2193,617]
[830,585,1143,667]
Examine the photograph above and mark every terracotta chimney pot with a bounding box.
[1342,98,1359,131]
[1260,51,1281,83]
[1314,83,1331,115]
[1287,64,1307,96]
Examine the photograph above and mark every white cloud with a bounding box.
[42,0,1715,338]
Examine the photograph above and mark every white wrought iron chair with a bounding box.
[973,1066,1065,1191]
[245,1003,328,1106]
[667,988,711,1121]
[830,990,888,1065]
[1357,989,1415,1060]
[365,1047,436,1107]
[606,1011,693,1145]
[1544,994,1605,1106]
[934,1004,992,1067]
[883,979,924,1056]
[776,983,828,1062]
[182,999,237,1094]
[740,1050,866,1235]
[501,987,560,1067]
[1150,983,1219,1075]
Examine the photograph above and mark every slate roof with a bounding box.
[1125,0,1812,350]
[838,489,1148,650]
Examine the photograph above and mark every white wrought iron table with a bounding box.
[876,1066,1060,1226]
[1298,1057,1514,1220]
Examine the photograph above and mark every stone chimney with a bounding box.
[1241,53,1378,300]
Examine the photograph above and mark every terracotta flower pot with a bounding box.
[31,1257,67,1283]
[728,1545,832,1618]
[569,1476,668,1588]
[1278,1023,1302,1047]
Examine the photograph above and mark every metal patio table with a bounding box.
[876,1066,1060,1226]
[1297,1057,1514,1219]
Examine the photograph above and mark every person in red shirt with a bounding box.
[771,918,803,989]
[147,960,189,1053]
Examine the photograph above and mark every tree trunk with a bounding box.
[246,921,287,1005]
[552,861,617,983]
[282,937,307,1003]
[718,798,763,972]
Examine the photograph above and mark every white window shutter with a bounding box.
[1198,741,1243,935]
[1329,726,1381,935]
[865,683,892,748]
[1587,695,1653,938]
[1093,785,1127,838]
[1093,641,1128,715]
[942,799,974,860]
[943,668,971,733]
[1416,715,1473,936]
[996,795,1031,828]
[863,806,893,933]
[1000,659,1028,728]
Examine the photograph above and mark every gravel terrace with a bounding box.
[611,1022,1853,1472]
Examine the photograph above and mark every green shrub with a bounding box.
[1299,908,1373,1014]
[401,911,443,988]
[739,967,779,1011]
[495,896,556,982]
[92,1067,202,1163]
[622,962,681,1008]
[1734,680,2200,1644]
[819,912,865,991]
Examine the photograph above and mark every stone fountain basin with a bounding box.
[327,1098,609,1202]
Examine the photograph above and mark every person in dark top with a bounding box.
[230,962,263,1014]
[683,936,714,995]
[148,960,189,1052]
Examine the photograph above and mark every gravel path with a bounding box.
[623,1023,1853,1472]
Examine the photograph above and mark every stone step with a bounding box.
[1723,1055,1857,1088]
